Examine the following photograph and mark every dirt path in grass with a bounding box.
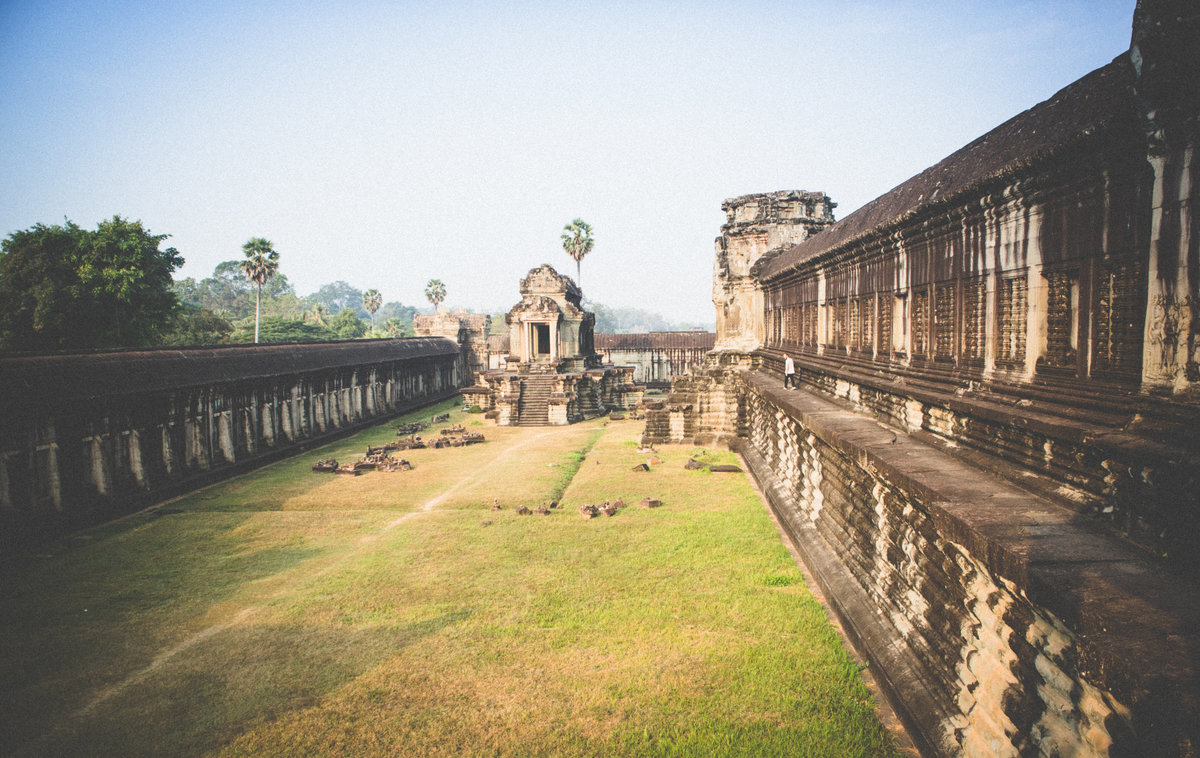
[75,425,567,720]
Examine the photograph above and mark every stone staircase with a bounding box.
[517,375,555,426]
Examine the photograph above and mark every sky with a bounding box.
[1,0,1137,325]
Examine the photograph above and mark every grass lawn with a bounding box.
[0,397,900,757]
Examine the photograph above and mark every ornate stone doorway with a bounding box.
[533,323,551,359]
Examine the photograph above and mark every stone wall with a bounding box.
[472,367,642,426]
[643,6,1200,752]
[0,338,461,547]
[413,309,491,381]
[734,371,1197,756]
[712,190,835,353]
[595,332,715,386]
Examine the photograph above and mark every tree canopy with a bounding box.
[240,237,280,343]
[310,281,366,317]
[0,217,184,352]
[425,279,446,309]
[560,218,594,287]
[362,288,382,332]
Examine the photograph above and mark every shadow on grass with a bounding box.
[0,511,325,753]
[13,609,472,757]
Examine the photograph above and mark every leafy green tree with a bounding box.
[330,308,367,339]
[382,317,408,337]
[172,276,201,307]
[164,305,234,345]
[0,216,184,352]
[263,272,294,298]
[425,279,446,310]
[309,281,364,316]
[362,288,382,333]
[260,291,306,321]
[560,218,594,287]
[239,237,280,343]
[307,303,328,325]
[377,301,415,334]
[232,315,333,343]
[192,260,254,318]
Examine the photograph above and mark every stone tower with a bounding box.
[712,190,835,353]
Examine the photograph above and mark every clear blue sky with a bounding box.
[1,0,1136,325]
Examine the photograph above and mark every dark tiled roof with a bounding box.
[0,337,459,406]
[596,332,716,350]
[758,57,1135,281]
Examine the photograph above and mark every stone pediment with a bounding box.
[509,295,563,318]
[520,264,582,307]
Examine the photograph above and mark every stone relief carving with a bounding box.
[1149,293,1182,373]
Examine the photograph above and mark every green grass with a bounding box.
[0,403,899,757]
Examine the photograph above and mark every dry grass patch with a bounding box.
[1,404,899,757]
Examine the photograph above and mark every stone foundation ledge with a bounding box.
[761,349,1200,470]
[738,370,1200,755]
[757,349,1200,573]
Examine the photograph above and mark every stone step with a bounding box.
[517,376,556,426]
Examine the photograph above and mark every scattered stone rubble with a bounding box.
[685,456,742,473]
[431,431,485,448]
[314,417,485,476]
[312,449,412,476]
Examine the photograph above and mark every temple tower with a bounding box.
[712,190,835,353]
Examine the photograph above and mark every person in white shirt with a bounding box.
[784,353,796,389]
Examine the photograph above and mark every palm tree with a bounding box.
[307,303,327,326]
[560,218,594,288]
[425,279,446,310]
[239,237,279,343]
[362,289,382,334]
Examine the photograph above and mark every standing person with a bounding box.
[784,353,796,389]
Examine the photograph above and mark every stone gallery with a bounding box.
[0,1,1196,756]
[641,3,1200,755]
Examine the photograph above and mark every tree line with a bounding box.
[0,217,443,353]
[0,215,706,354]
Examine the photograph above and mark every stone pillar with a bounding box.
[1131,0,1200,392]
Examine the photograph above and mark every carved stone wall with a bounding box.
[644,6,1200,751]
[735,372,1196,757]
[0,338,461,546]
[712,191,835,354]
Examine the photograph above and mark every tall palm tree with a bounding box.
[239,237,279,343]
[560,218,594,288]
[362,289,382,334]
[425,279,446,310]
